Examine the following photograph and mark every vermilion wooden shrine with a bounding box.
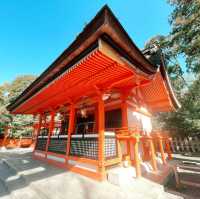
[7,6,180,181]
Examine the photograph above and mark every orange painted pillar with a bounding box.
[66,104,75,157]
[45,112,55,155]
[132,136,141,178]
[33,113,43,151]
[94,103,98,132]
[32,115,38,147]
[152,136,158,154]
[120,90,130,128]
[98,96,106,180]
[158,136,166,164]
[141,137,149,161]
[121,100,128,128]
[148,136,158,171]
[32,114,37,137]
[165,138,172,160]
[121,95,131,162]
[33,113,42,151]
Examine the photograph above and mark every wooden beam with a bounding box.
[106,74,134,89]
[66,164,103,181]
[67,156,99,166]
[99,39,124,65]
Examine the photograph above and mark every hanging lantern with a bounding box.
[102,93,111,101]
[81,108,87,118]
[80,103,87,118]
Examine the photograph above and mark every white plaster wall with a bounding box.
[120,141,127,155]
[127,108,141,129]
[127,108,152,135]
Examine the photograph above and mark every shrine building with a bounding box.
[7,5,180,181]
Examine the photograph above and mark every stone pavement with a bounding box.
[0,148,182,199]
[172,154,200,162]
[165,154,200,199]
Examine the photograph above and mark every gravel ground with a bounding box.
[0,148,183,199]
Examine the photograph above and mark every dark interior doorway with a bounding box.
[76,113,95,134]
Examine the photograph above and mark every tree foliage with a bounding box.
[168,0,200,73]
[8,75,36,103]
[149,0,200,136]
[153,75,200,136]
[144,35,185,92]
[0,75,36,137]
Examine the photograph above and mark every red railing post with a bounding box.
[45,112,55,156]
[66,104,75,158]
[33,113,43,151]
[97,95,106,180]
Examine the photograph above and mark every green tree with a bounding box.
[144,35,185,92]
[168,0,200,73]
[0,75,36,137]
[146,0,200,136]
[8,75,36,103]
[156,75,200,136]
[0,84,12,133]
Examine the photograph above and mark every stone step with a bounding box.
[0,161,17,180]
[165,162,200,199]
[176,164,200,188]
[180,179,200,188]
[0,178,9,196]
[107,165,184,199]
[0,160,27,191]
[107,166,138,187]
[0,159,49,199]
[163,192,183,199]
[166,184,200,199]
[182,160,200,166]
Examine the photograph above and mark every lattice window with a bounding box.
[69,136,117,160]
[70,137,98,159]
[35,137,47,151]
[48,136,68,154]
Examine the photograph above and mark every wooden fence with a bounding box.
[169,136,200,154]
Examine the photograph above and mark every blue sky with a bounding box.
[0,0,173,85]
